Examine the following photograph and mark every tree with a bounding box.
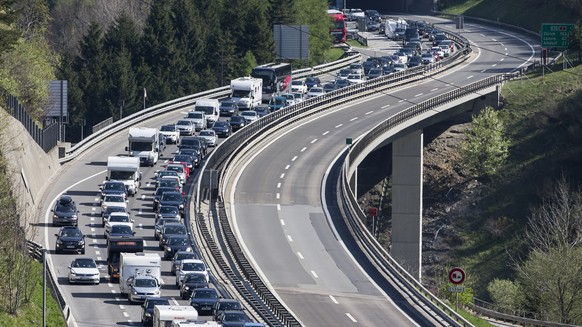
[487,279,523,311]
[0,0,20,55]
[459,106,510,179]
[269,0,296,26]
[293,0,332,66]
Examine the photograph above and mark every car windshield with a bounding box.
[157,218,180,227]
[61,229,82,237]
[160,125,175,132]
[194,290,217,299]
[104,196,124,203]
[221,101,235,107]
[163,225,187,234]
[111,225,132,233]
[177,252,197,260]
[156,187,175,196]
[168,237,188,246]
[220,302,242,311]
[224,312,247,321]
[199,131,213,136]
[166,166,183,173]
[72,259,96,268]
[105,206,125,214]
[241,112,256,117]
[187,112,204,119]
[310,88,323,93]
[158,171,178,178]
[146,298,170,308]
[214,121,228,127]
[182,262,205,271]
[135,278,157,287]
[177,120,191,126]
[109,215,129,222]
[103,183,124,191]
[291,81,303,85]
[56,204,76,212]
[159,206,179,214]
[230,116,244,122]
[162,193,182,201]
[184,274,206,283]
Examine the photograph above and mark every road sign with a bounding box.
[448,267,465,285]
[368,207,378,216]
[541,23,575,48]
[449,286,466,293]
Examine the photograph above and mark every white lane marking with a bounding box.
[297,252,304,259]
[280,173,285,179]
[398,99,405,102]
[277,204,281,211]
[96,257,102,261]
[365,111,373,115]
[492,38,497,41]
[91,228,95,232]
[287,235,293,242]
[280,219,285,226]
[492,64,497,67]
[139,223,143,229]
[500,58,504,61]
[505,52,508,56]
[276,193,280,199]
[335,124,343,128]
[311,270,318,278]
[414,93,423,97]
[480,33,485,37]
[122,312,129,318]
[115,297,121,301]
[300,147,307,152]
[143,240,148,247]
[92,239,97,243]
[111,290,117,293]
[172,298,180,306]
[277,183,281,188]
[481,69,487,73]
[95,251,100,255]
[349,117,358,121]
[94,198,99,202]
[322,131,329,135]
[108,283,113,288]
[291,156,297,161]
[381,104,390,108]
[92,207,96,212]
[285,165,290,170]
[310,139,317,144]
[346,313,357,323]
[430,88,438,92]
[138,209,143,215]
[90,217,94,221]
[141,194,145,200]
[159,279,165,285]
[504,47,507,51]
[467,75,474,79]
[330,295,339,304]
[119,305,125,310]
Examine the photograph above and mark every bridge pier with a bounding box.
[391,129,423,281]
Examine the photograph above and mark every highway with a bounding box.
[37,16,537,327]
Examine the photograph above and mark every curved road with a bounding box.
[36,16,537,327]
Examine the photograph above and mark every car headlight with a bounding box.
[132,290,138,295]
[186,247,192,252]
[56,239,63,244]
[79,240,85,245]
[154,290,160,295]
[53,214,58,219]
[184,286,189,290]
[179,204,184,209]
[70,271,76,276]
[165,247,171,252]
[145,312,151,317]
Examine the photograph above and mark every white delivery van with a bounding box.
[127,127,160,166]
[194,99,220,125]
[119,252,161,295]
[153,305,198,327]
[106,156,141,196]
[230,77,262,110]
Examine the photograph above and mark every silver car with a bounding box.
[127,275,161,303]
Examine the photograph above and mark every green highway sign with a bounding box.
[541,23,575,48]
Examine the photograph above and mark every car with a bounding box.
[240,110,259,124]
[159,124,180,144]
[159,192,185,217]
[189,288,220,315]
[52,195,79,227]
[104,212,134,237]
[348,63,363,74]
[175,119,195,136]
[334,79,351,89]
[394,27,406,40]
[180,136,207,157]
[211,120,232,138]
[439,39,455,55]
[432,32,447,46]
[347,73,365,85]
[172,154,195,170]
[163,234,191,260]
[162,164,187,184]
[400,47,414,58]
[254,104,271,118]
[68,257,100,284]
[219,99,240,117]
[180,272,209,299]
[290,80,308,94]
[55,226,85,254]
[430,46,444,59]
[365,19,381,32]
[362,60,379,75]
[101,205,126,227]
[127,275,161,304]
[337,68,352,80]
[154,217,181,240]
[393,62,407,72]
[198,129,217,147]
[407,55,422,67]
[421,52,435,64]
[306,87,325,98]
[106,224,135,243]
[176,259,209,285]
[227,115,245,132]
[322,82,337,93]
[101,194,127,216]
[301,76,319,89]
[155,173,182,192]
[393,51,408,64]
[178,149,201,168]
[141,297,170,325]
[367,68,383,79]
[159,222,188,249]
[268,96,286,111]
[156,205,181,222]
[216,310,251,327]
[291,92,304,104]
[365,9,381,21]
[347,8,364,21]
[213,299,244,319]
[184,111,207,131]
[152,186,177,211]
[99,180,127,199]
[280,93,295,106]
[171,251,199,274]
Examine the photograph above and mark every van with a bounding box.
[194,99,220,125]
[405,27,419,42]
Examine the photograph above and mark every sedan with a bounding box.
[421,52,435,64]
[101,194,127,215]
[348,63,364,74]
[154,217,181,240]
[228,115,246,131]
[159,192,185,216]
[141,297,170,326]
[212,120,232,137]
[153,186,179,211]
[101,206,126,227]
[254,104,271,117]
[175,119,195,136]
[68,257,100,284]
[290,79,308,94]
[99,180,127,199]
[337,68,352,79]
[171,251,199,274]
[219,99,239,117]
[104,212,134,237]
[306,87,325,98]
[172,154,194,170]
[156,205,181,221]
[106,224,135,243]
[189,288,219,315]
[322,82,337,93]
[240,110,259,124]
[367,68,383,79]
[198,129,217,147]
[179,272,209,299]
[334,79,350,89]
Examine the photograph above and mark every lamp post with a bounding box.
[118,100,125,120]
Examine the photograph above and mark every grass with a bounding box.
[458,308,496,326]
[347,39,368,48]
[0,261,65,326]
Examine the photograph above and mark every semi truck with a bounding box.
[127,127,160,166]
[107,237,144,281]
[230,77,262,110]
[106,156,141,196]
[119,252,161,295]
[153,305,198,327]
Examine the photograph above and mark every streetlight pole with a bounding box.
[42,249,47,327]
[118,100,125,121]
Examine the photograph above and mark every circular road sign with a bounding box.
[448,267,465,285]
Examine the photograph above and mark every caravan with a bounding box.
[106,156,141,196]
[230,77,262,110]
[127,127,160,166]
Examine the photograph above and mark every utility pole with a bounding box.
[118,100,125,121]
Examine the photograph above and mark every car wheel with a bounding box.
[55,248,60,254]
[175,280,178,286]
[81,248,85,255]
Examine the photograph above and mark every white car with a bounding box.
[176,259,209,285]
[281,93,295,106]
[101,194,128,214]
[159,124,180,144]
[162,164,187,185]
[347,73,365,85]
[104,212,134,237]
[291,92,304,103]
[240,110,259,123]
[198,130,217,147]
[127,275,161,303]
[175,119,195,136]
[68,257,100,284]
[393,63,407,72]
[421,52,435,65]
[184,111,207,131]
[430,46,444,59]
[394,51,408,64]
[290,80,308,94]
[306,87,326,98]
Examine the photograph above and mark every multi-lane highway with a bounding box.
[37,15,537,327]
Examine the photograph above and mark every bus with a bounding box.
[328,9,347,43]
[250,63,292,102]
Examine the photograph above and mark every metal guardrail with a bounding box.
[470,299,580,327]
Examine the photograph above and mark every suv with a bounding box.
[99,180,127,199]
[52,195,79,227]
[159,222,188,249]
[176,259,209,285]
[141,297,170,325]
[184,111,207,131]
[55,226,85,254]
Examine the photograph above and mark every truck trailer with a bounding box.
[127,127,160,166]
[107,237,144,281]
[153,305,199,327]
[230,77,263,110]
[106,156,141,196]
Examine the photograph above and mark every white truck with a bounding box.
[230,77,262,110]
[153,305,199,327]
[106,156,141,196]
[127,127,160,166]
[119,253,161,295]
[194,99,220,125]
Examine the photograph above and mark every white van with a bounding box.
[194,99,220,125]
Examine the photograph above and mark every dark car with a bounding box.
[55,226,85,254]
[52,195,79,227]
[172,154,195,170]
[229,116,246,131]
[189,288,220,315]
[100,181,127,199]
[322,82,337,93]
[141,297,170,325]
[106,225,134,244]
[365,9,381,21]
[153,186,177,211]
[180,272,209,299]
[180,136,207,156]
[159,222,188,249]
[254,104,271,118]
[154,217,181,240]
[304,76,321,89]
[362,60,378,75]
[212,120,232,138]
[407,55,422,67]
[335,79,350,89]
[213,299,243,319]
[216,310,251,327]
[163,234,191,260]
[367,68,383,79]
[159,192,185,216]
[101,205,126,227]
[171,251,199,274]
[156,205,181,221]
[178,149,201,167]
[219,99,239,117]
[365,19,381,32]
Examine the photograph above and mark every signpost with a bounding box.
[448,267,466,311]
[541,23,575,48]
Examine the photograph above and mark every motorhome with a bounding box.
[230,77,262,110]
[127,127,160,166]
[194,99,220,125]
[106,156,141,196]
[153,305,198,327]
[119,253,161,295]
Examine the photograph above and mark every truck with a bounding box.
[153,305,198,327]
[106,156,141,196]
[194,99,220,125]
[230,77,262,110]
[119,252,161,295]
[127,127,160,166]
[107,237,144,281]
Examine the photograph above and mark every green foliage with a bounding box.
[460,107,510,179]
[439,283,475,306]
[294,0,331,66]
[487,279,523,310]
[0,0,21,55]
[240,51,258,77]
